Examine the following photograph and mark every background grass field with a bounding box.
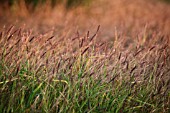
[0,0,170,112]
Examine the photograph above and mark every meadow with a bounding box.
[0,0,170,112]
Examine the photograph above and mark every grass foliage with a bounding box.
[0,25,169,112]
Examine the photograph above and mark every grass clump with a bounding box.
[0,25,170,112]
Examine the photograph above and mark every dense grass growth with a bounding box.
[0,25,169,112]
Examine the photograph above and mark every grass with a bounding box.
[0,25,169,113]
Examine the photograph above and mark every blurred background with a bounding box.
[0,0,170,40]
